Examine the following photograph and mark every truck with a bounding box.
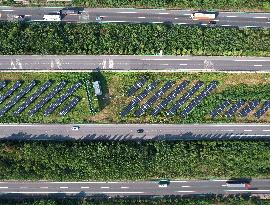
[191,12,216,21]
[226,182,251,188]
[43,14,61,22]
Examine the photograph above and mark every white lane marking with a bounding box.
[171,181,187,183]
[152,22,163,23]
[201,23,207,26]
[81,186,89,189]
[254,64,262,67]
[245,26,258,28]
[177,23,187,25]
[117,12,137,14]
[226,16,237,18]
[121,186,129,189]
[183,14,191,16]
[263,130,270,131]
[230,134,270,137]
[40,187,48,189]
[221,185,227,187]
[0,187,8,189]
[101,187,110,189]
[102,21,127,23]
[2,9,14,11]
[221,25,231,27]
[176,190,195,193]
[221,129,234,131]
[159,12,169,15]
[138,17,146,19]
[181,186,191,188]
[60,187,69,189]
[180,63,187,66]
[211,179,228,182]
[174,17,179,19]
[225,190,270,192]
[253,17,267,19]
[4,191,144,194]
[142,59,189,61]
[49,182,104,183]
[244,129,252,132]
[162,63,169,65]
[234,59,270,62]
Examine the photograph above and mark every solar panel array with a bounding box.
[0,81,22,104]
[180,81,218,117]
[134,80,174,117]
[59,97,80,116]
[224,99,245,118]
[0,81,7,91]
[254,100,270,119]
[210,100,231,118]
[120,81,158,117]
[127,77,147,96]
[239,100,260,117]
[28,80,67,116]
[151,80,189,116]
[0,80,37,117]
[44,81,81,116]
[14,80,53,116]
[166,81,204,116]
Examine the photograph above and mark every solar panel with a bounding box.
[224,99,245,118]
[0,80,36,117]
[28,80,67,116]
[59,97,80,116]
[134,80,174,117]
[239,100,260,117]
[127,77,147,96]
[44,81,81,116]
[210,100,231,118]
[14,80,53,116]
[0,81,7,91]
[166,81,204,116]
[120,81,158,117]
[254,100,270,119]
[0,81,22,104]
[151,80,189,116]
[180,81,218,117]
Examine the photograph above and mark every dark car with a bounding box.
[137,129,144,133]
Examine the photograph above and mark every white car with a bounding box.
[71,126,79,131]
[158,180,169,188]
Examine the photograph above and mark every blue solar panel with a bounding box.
[166,81,204,116]
[0,81,22,104]
[224,99,245,118]
[239,100,260,117]
[254,100,270,119]
[151,80,189,116]
[134,80,174,117]
[127,77,147,96]
[0,81,7,91]
[120,81,158,117]
[210,99,231,118]
[59,97,80,116]
[180,81,218,117]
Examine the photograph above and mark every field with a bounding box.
[1,72,270,124]
[1,23,270,56]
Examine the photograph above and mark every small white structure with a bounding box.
[93,81,102,96]
[43,15,61,22]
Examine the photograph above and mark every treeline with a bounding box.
[0,22,270,56]
[0,196,269,205]
[0,140,269,180]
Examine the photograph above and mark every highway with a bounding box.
[2,123,270,140]
[0,179,269,196]
[0,7,270,28]
[1,55,270,72]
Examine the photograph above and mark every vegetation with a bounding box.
[0,140,269,180]
[0,22,270,56]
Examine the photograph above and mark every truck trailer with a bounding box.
[43,14,61,21]
[191,12,216,21]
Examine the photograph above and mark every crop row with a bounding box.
[0,22,270,56]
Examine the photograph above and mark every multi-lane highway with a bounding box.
[2,123,270,140]
[1,55,270,72]
[0,7,270,28]
[0,179,269,196]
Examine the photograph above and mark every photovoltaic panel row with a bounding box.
[210,100,231,118]
[166,81,204,116]
[0,81,22,104]
[59,97,80,116]
[134,80,174,117]
[151,80,189,116]
[120,81,158,117]
[14,80,53,116]
[180,81,218,117]
[44,81,81,116]
[254,100,270,119]
[224,99,245,118]
[0,81,7,91]
[0,80,36,117]
[28,80,67,116]
[127,77,147,96]
[239,100,260,117]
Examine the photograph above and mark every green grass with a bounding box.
[1,72,270,124]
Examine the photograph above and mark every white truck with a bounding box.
[43,14,61,22]
[226,183,251,188]
[191,12,216,21]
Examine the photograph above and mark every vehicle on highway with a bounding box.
[71,126,80,131]
[191,12,216,21]
[158,180,170,188]
[226,180,251,188]
[43,14,61,22]
[96,16,103,21]
[60,9,80,15]
[137,129,144,133]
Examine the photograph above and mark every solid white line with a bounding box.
[254,64,262,67]
[159,13,169,15]
[142,59,189,61]
[151,22,163,23]
[48,182,104,184]
[253,17,267,19]
[81,186,89,189]
[138,17,146,19]
[1,10,14,11]
[221,25,231,27]
[102,21,127,23]
[0,187,8,189]
[174,18,179,19]
[177,23,187,25]
[171,181,187,183]
[3,191,144,194]
[183,14,191,16]
[234,59,269,62]
[117,12,137,14]
[245,26,258,28]
[60,187,68,189]
[225,190,270,192]
[226,16,237,18]
[201,23,207,26]
[181,186,191,188]
[244,129,252,132]
[230,134,270,137]
[101,187,110,189]
[180,63,188,65]
[121,186,129,189]
[211,179,228,182]
[176,190,195,193]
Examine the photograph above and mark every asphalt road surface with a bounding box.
[1,55,270,72]
[2,123,270,141]
[0,179,269,196]
[0,7,270,28]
